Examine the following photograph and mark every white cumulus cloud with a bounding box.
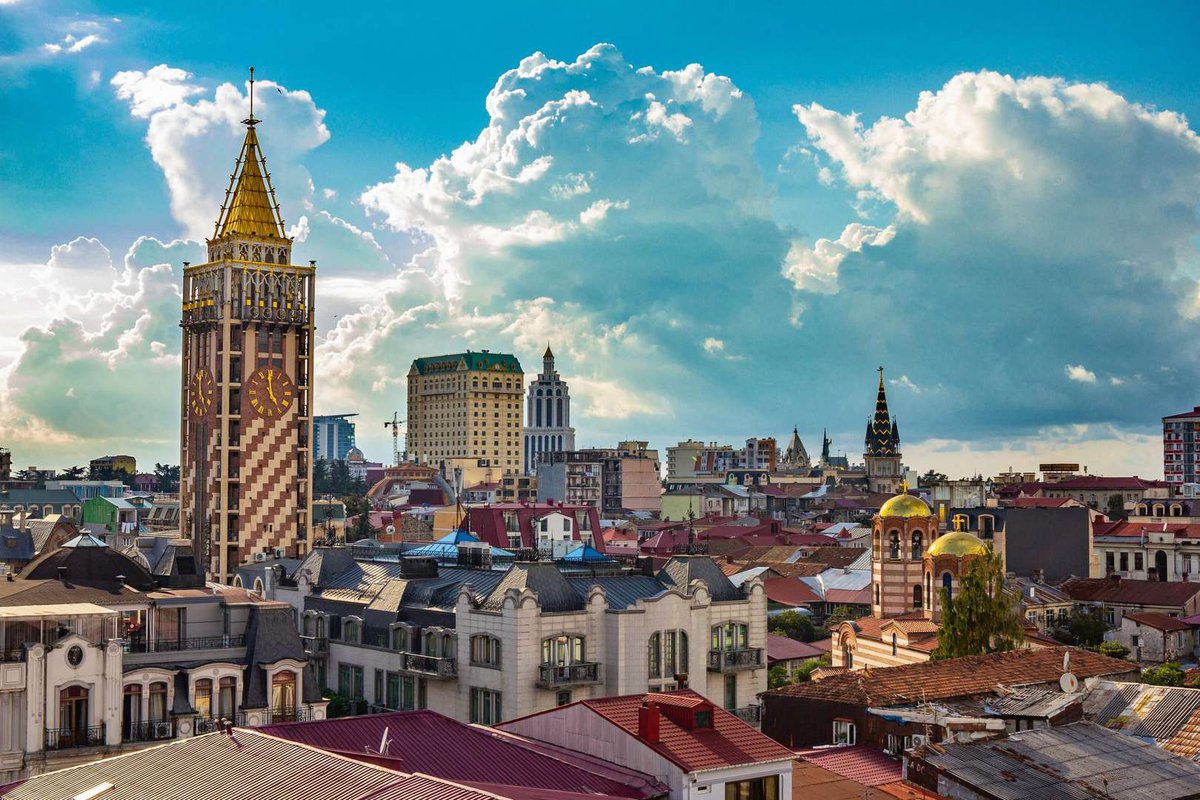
[1065,364,1097,384]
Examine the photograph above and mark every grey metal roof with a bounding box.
[482,563,583,612]
[1084,679,1200,743]
[242,605,308,709]
[567,574,666,610]
[983,686,1081,718]
[919,721,1200,800]
[657,555,742,601]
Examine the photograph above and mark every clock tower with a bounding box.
[180,71,314,581]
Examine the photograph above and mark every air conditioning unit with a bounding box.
[253,552,267,563]
[273,547,286,559]
[910,735,927,747]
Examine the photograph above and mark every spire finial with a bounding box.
[878,365,885,387]
[243,66,260,127]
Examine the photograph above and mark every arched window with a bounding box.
[911,531,923,560]
[218,677,237,718]
[271,671,296,715]
[942,572,953,597]
[391,626,409,652]
[149,682,168,722]
[470,634,501,667]
[343,619,360,644]
[542,634,585,665]
[913,584,923,610]
[194,679,213,718]
[1153,504,1165,517]
[648,630,688,679]
[979,515,995,539]
[122,684,143,739]
[926,572,932,607]
[253,578,264,595]
[889,530,901,560]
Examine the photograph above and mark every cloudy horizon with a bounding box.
[2,2,1198,480]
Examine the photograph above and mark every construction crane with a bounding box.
[384,412,405,466]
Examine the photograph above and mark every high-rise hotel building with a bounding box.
[1163,405,1200,486]
[407,352,524,474]
[180,83,314,581]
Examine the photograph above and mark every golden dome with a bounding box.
[878,493,932,519]
[927,529,989,558]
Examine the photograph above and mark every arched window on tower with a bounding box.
[913,584,923,610]
[911,531,923,560]
[926,572,932,607]
[889,531,900,560]
[874,583,880,607]
[942,572,953,597]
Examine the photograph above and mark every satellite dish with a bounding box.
[1060,672,1079,693]
[386,525,396,535]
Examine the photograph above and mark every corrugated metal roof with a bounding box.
[1084,679,1200,746]
[917,722,1200,800]
[258,710,664,798]
[0,730,404,800]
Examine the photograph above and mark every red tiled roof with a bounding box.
[1093,520,1200,540]
[258,710,662,798]
[767,633,827,664]
[762,578,823,606]
[1048,476,1166,490]
[1124,611,1196,632]
[577,690,796,773]
[1002,498,1073,508]
[1060,576,1200,606]
[1163,406,1200,420]
[764,647,1137,706]
[795,746,901,787]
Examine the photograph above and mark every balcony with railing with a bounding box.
[267,707,309,724]
[124,635,246,666]
[536,661,601,688]
[44,724,105,751]
[300,635,329,656]
[124,720,176,743]
[707,647,764,672]
[401,652,457,679]
[728,705,762,727]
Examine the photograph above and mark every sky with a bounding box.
[1,0,1199,478]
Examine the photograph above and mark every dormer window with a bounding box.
[693,708,713,729]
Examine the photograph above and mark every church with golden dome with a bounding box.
[833,483,991,670]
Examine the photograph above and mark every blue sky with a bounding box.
[2,0,1199,476]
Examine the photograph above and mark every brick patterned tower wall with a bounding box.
[180,116,315,582]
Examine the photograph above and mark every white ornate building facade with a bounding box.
[523,347,575,475]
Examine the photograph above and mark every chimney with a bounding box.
[113,574,126,594]
[638,702,660,743]
[674,672,688,689]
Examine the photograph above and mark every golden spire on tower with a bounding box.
[211,67,288,242]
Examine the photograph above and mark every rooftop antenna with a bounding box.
[243,66,260,127]
[365,725,392,756]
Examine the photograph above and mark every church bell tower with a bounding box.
[179,69,314,581]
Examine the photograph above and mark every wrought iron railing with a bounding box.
[194,714,247,734]
[536,661,601,688]
[0,648,25,663]
[300,635,329,654]
[124,720,176,742]
[729,705,762,726]
[402,652,457,678]
[268,707,308,724]
[707,647,764,671]
[126,635,246,654]
[44,724,105,751]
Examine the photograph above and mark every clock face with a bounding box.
[67,645,84,667]
[245,367,295,418]
[190,368,215,418]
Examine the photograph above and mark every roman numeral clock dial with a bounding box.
[245,367,295,418]
[189,368,215,418]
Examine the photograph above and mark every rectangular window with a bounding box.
[1119,552,1129,571]
[1106,552,1115,573]
[833,719,856,745]
[1134,552,1144,571]
[338,664,364,698]
[386,672,400,710]
[469,688,502,725]
[724,775,779,800]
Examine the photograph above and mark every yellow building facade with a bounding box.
[406,352,525,474]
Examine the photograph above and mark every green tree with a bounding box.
[60,466,85,480]
[1098,641,1131,659]
[1105,493,1127,520]
[313,459,330,494]
[931,551,1025,660]
[1143,662,1186,687]
[769,610,816,642]
[1060,608,1109,647]
[920,470,948,487]
[767,666,791,689]
[153,463,180,492]
[793,656,828,682]
[825,605,859,628]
